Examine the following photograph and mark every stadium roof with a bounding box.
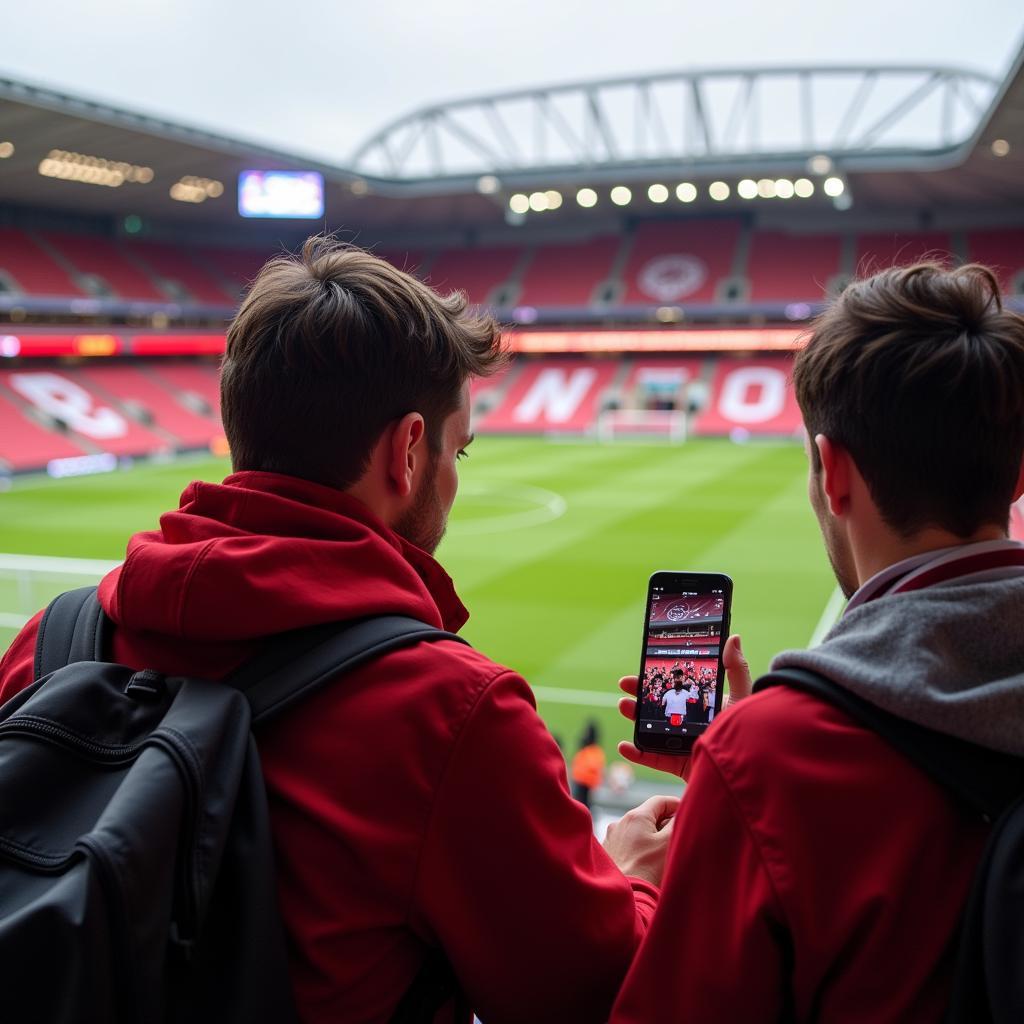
[0,42,1022,233]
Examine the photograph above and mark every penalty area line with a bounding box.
[809,585,845,647]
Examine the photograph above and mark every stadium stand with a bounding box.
[692,357,802,437]
[0,228,86,297]
[148,362,222,417]
[854,231,954,275]
[126,241,237,304]
[194,246,272,299]
[0,369,170,456]
[41,233,167,301]
[516,237,622,307]
[374,249,426,277]
[0,389,88,469]
[622,220,742,305]
[477,357,620,433]
[426,245,524,305]
[76,365,222,448]
[966,228,1024,294]
[747,230,843,301]
[617,359,705,402]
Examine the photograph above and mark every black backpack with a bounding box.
[0,586,466,1024]
[756,667,1024,1024]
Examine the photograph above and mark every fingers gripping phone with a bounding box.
[634,571,733,755]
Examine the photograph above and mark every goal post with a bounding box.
[596,408,688,444]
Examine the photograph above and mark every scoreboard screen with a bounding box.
[238,170,324,218]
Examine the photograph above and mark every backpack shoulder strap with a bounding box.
[33,586,110,678]
[229,615,469,726]
[755,667,1024,822]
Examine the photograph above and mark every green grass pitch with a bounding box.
[0,437,836,773]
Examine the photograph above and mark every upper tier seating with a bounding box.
[966,229,1024,294]
[426,246,524,305]
[622,220,741,305]
[0,229,86,297]
[747,231,843,302]
[854,232,954,275]
[127,241,237,304]
[41,233,166,301]
[195,247,273,299]
[516,237,621,307]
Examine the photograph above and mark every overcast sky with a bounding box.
[3,0,1023,164]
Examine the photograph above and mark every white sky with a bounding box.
[3,0,1023,165]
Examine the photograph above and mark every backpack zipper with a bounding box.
[0,715,145,764]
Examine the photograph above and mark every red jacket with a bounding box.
[610,686,988,1023]
[0,472,657,1023]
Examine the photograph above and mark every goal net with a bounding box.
[0,553,118,643]
[596,409,688,444]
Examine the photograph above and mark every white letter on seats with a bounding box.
[9,372,128,439]
[513,367,598,424]
[718,367,785,424]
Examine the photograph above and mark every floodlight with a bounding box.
[756,178,776,199]
[774,179,795,199]
[529,191,550,212]
[545,189,563,209]
[509,193,530,214]
[576,187,598,208]
[708,181,730,201]
[823,176,845,197]
[737,179,758,200]
[610,186,632,206]
[676,182,697,203]
[476,174,501,194]
[647,183,669,203]
[991,139,1011,157]
[794,178,814,198]
[808,154,833,175]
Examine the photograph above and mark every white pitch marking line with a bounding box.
[531,685,617,707]
[452,482,568,535]
[809,585,845,647]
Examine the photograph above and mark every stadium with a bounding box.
[1,39,1024,770]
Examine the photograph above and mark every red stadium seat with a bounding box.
[693,356,803,437]
[517,237,621,307]
[854,231,954,276]
[196,247,274,298]
[478,357,618,433]
[0,228,86,297]
[42,233,166,301]
[77,365,222,448]
[966,229,1024,294]
[426,246,524,305]
[0,389,89,470]
[622,220,741,305]
[0,369,170,457]
[747,231,842,301]
[148,362,221,418]
[127,241,237,304]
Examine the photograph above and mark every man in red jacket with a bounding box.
[0,239,748,1023]
[610,261,1024,1023]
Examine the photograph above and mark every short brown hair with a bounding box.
[793,262,1024,537]
[221,236,506,489]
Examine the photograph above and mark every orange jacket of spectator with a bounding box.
[572,743,606,790]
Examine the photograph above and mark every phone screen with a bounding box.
[634,571,732,755]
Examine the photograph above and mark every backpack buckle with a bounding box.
[125,669,166,701]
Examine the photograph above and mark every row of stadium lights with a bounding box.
[508,175,845,214]
[0,142,224,204]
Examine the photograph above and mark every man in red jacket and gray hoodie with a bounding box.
[610,261,1024,1023]
[0,238,749,1022]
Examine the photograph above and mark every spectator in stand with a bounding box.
[0,237,753,1024]
[570,720,606,810]
[662,675,690,725]
[611,262,1024,1023]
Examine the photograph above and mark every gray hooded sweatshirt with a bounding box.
[770,574,1024,757]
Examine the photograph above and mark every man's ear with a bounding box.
[386,412,426,498]
[814,434,851,518]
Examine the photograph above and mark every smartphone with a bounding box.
[633,571,733,755]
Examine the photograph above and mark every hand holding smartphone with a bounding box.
[633,571,733,756]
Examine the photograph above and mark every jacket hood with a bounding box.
[772,575,1024,756]
[98,471,469,642]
